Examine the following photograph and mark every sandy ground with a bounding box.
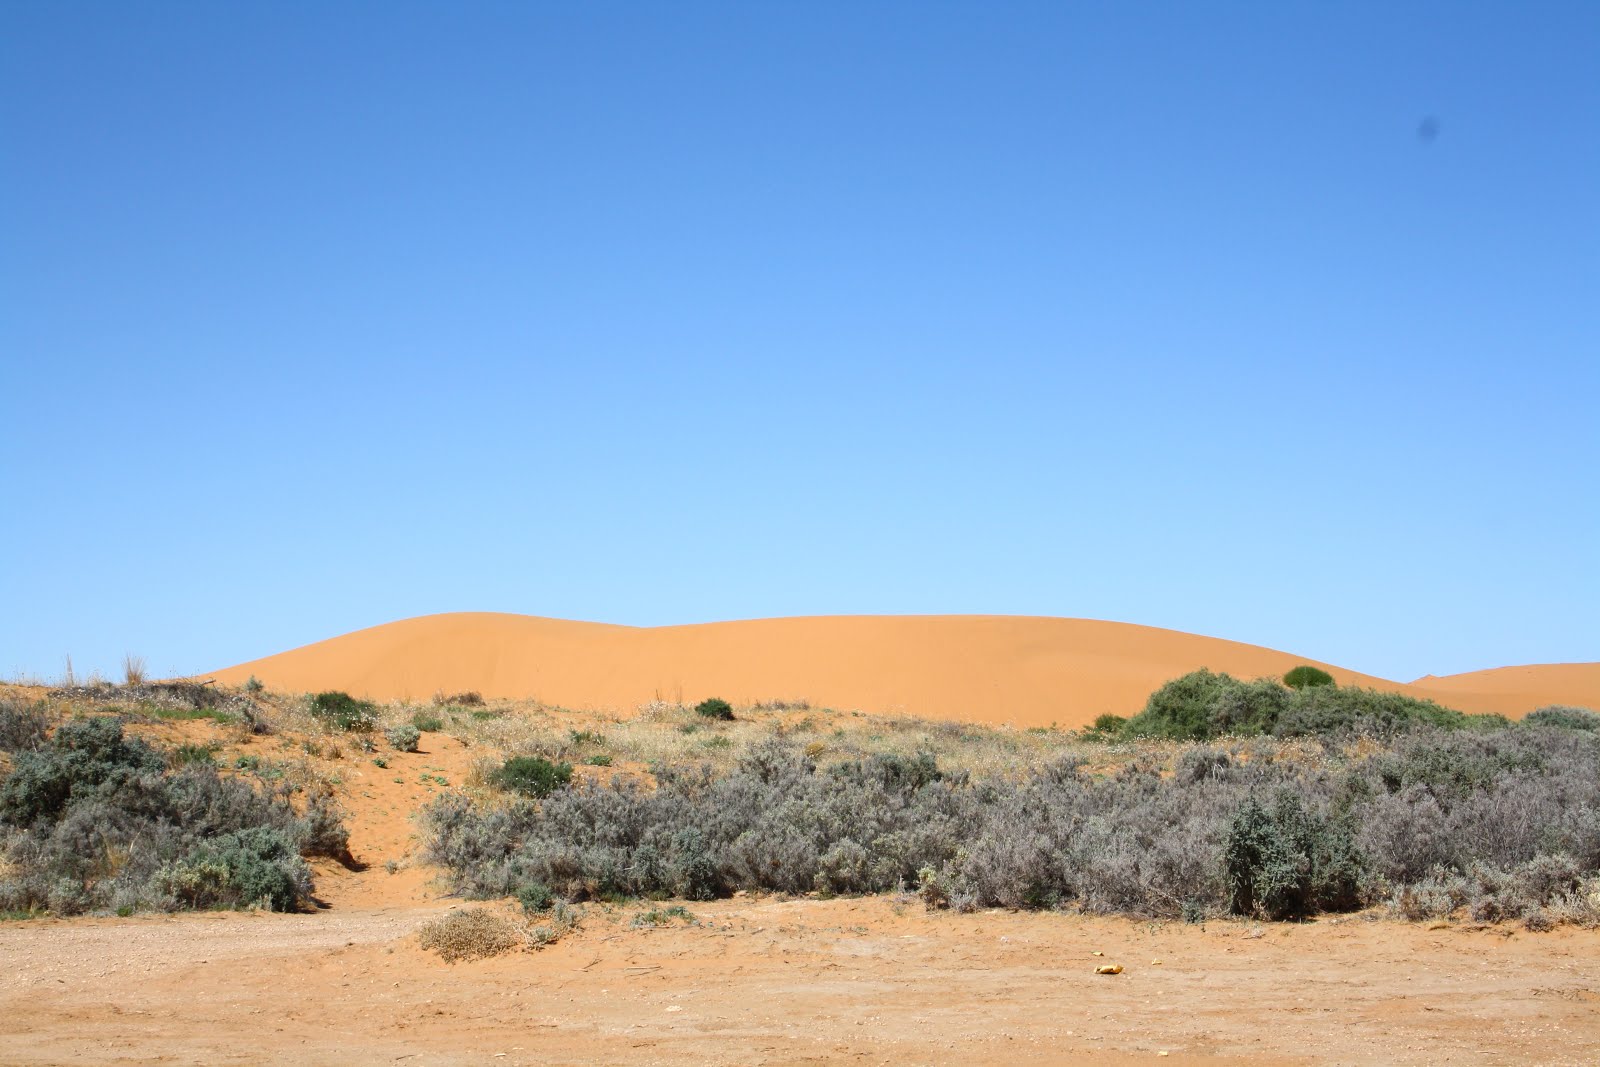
[4,896,1599,1066]
[209,612,1600,728]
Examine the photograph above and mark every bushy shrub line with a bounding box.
[309,691,378,732]
[0,717,347,915]
[423,726,1600,925]
[1107,669,1509,742]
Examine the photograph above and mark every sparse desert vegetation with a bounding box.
[421,704,1600,928]
[5,675,1598,933]
[1,673,1598,1064]
[0,693,350,916]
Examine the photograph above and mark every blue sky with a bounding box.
[2,1,1595,683]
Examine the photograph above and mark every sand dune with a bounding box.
[209,613,1597,728]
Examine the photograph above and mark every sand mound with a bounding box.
[208,613,1598,728]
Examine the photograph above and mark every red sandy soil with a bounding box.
[3,896,1598,1066]
[212,613,1600,728]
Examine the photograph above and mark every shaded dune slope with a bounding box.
[210,613,1597,729]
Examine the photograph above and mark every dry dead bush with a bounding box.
[418,908,526,962]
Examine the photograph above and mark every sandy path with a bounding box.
[4,898,1597,1066]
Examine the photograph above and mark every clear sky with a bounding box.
[2,1,1596,684]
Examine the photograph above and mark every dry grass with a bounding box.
[2,680,1364,795]
[416,901,581,961]
[123,655,147,686]
[417,907,527,962]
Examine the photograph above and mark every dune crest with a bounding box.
[209,612,1597,728]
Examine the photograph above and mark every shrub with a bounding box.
[0,717,341,915]
[171,743,218,767]
[299,793,353,862]
[489,756,573,798]
[517,881,554,914]
[244,676,265,694]
[695,698,734,721]
[411,711,446,733]
[0,699,50,753]
[418,908,525,962]
[436,691,485,707]
[1223,792,1359,920]
[0,716,165,827]
[308,692,377,732]
[158,827,312,912]
[1273,686,1471,738]
[385,724,422,752]
[1121,670,1488,742]
[1283,665,1335,690]
[416,693,1600,927]
[1123,670,1239,740]
[1525,705,1600,732]
[1081,713,1127,742]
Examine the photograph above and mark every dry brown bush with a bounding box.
[418,908,525,962]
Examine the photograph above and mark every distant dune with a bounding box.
[209,613,1598,729]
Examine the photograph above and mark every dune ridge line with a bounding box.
[209,612,1600,728]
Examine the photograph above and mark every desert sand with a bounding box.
[4,895,1598,1066]
[212,612,1600,727]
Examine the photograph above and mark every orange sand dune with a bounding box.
[210,613,1597,729]
[1409,662,1600,717]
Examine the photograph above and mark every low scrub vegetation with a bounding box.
[309,691,378,732]
[1117,669,1507,741]
[0,715,347,916]
[424,698,1600,928]
[695,697,734,721]
[385,723,422,752]
[418,901,580,961]
[488,755,573,798]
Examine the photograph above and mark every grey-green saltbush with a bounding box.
[385,723,422,752]
[421,726,1600,926]
[0,717,344,915]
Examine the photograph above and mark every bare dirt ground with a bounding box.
[4,896,1598,1066]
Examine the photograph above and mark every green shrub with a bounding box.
[171,743,218,767]
[1224,793,1306,918]
[1274,685,1470,738]
[1122,670,1487,741]
[695,698,734,721]
[1123,670,1239,740]
[158,827,312,912]
[1224,792,1359,920]
[1283,665,1335,690]
[244,676,265,694]
[517,881,554,914]
[308,692,377,732]
[411,711,445,732]
[490,756,573,798]
[1081,713,1127,742]
[1525,705,1600,732]
[0,717,164,827]
[587,754,613,767]
[385,724,422,752]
